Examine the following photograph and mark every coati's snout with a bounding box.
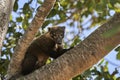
[55,37,63,44]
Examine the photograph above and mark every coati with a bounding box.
[21,26,71,75]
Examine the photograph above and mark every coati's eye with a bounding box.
[53,32,56,36]
[59,34,62,38]
[60,33,64,37]
[52,32,56,37]
[50,32,56,39]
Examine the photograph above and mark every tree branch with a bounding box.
[6,0,56,79]
[17,13,120,80]
[0,0,15,56]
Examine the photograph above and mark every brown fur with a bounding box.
[21,27,67,75]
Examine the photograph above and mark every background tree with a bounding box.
[0,0,120,80]
[0,0,14,56]
[0,0,14,79]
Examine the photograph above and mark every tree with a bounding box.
[17,13,120,80]
[0,0,15,56]
[0,0,120,80]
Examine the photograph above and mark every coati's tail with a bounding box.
[21,53,37,75]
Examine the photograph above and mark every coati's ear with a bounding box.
[48,27,52,31]
[61,26,65,30]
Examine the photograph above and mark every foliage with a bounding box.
[0,0,120,79]
[73,60,120,80]
[115,46,120,60]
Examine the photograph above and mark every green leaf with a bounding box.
[76,1,82,9]
[98,59,104,66]
[88,0,95,12]
[115,46,120,51]
[22,23,28,30]
[109,0,118,7]
[42,20,51,29]
[13,0,18,12]
[116,52,120,60]
[37,0,43,4]
[16,17,22,22]
[10,15,12,21]
[23,3,30,14]
[47,9,57,18]
[71,36,81,47]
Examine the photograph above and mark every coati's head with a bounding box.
[48,27,65,44]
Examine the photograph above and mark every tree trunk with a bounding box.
[17,13,120,80]
[6,0,56,79]
[0,0,14,56]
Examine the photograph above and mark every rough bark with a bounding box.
[6,0,56,79]
[17,13,120,80]
[0,0,15,56]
